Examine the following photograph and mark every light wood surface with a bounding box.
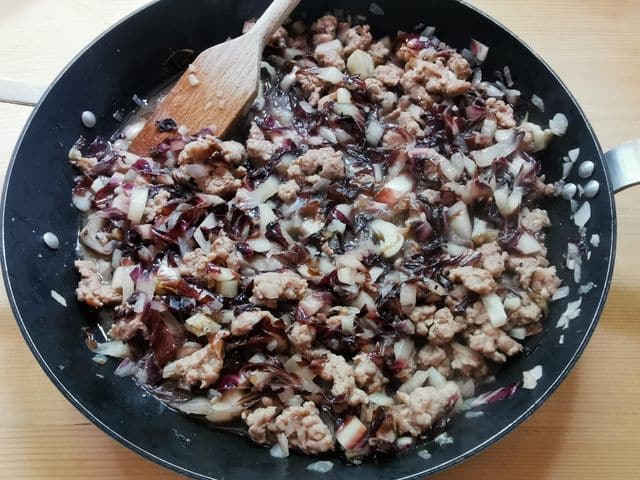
[0,1,639,479]
[129,0,302,155]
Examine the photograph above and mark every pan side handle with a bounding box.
[605,139,640,193]
[0,78,45,107]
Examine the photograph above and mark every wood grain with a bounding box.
[0,1,639,479]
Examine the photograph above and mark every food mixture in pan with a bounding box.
[70,14,564,462]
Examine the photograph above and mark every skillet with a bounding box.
[1,0,634,478]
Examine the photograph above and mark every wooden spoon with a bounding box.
[129,0,301,155]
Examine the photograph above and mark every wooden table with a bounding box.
[1,1,639,478]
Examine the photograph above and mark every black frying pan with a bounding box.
[0,0,621,478]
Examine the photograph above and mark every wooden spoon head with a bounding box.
[129,34,262,155]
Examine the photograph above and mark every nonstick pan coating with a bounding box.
[0,1,615,478]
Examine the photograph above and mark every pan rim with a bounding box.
[0,1,617,479]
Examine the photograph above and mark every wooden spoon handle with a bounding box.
[250,0,302,45]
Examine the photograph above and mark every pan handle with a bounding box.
[605,139,640,193]
[0,78,45,107]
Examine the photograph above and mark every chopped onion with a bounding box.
[375,174,414,206]
[509,327,527,340]
[590,234,600,247]
[393,337,413,362]
[181,163,210,178]
[127,186,148,224]
[400,283,418,314]
[72,191,92,212]
[51,289,67,307]
[577,282,595,294]
[317,67,344,84]
[470,39,489,62]
[365,119,384,146]
[573,201,591,227]
[185,313,221,336]
[434,432,454,446]
[173,397,215,416]
[370,219,404,258]
[427,367,447,389]
[114,358,138,377]
[336,416,367,450]
[482,293,507,328]
[417,450,432,460]
[91,340,130,358]
[568,148,580,162]
[552,286,570,301]
[549,113,569,136]
[346,50,375,79]
[522,365,543,390]
[368,392,394,406]
[556,297,582,329]
[398,370,430,394]
[531,94,545,112]
[448,201,472,241]
[471,134,519,168]
[307,461,334,473]
[516,233,542,254]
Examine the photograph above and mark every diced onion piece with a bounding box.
[317,67,344,84]
[494,128,514,143]
[398,370,430,394]
[51,289,67,307]
[193,228,210,251]
[573,201,591,227]
[443,242,467,257]
[182,163,210,178]
[399,283,417,314]
[522,365,543,390]
[531,94,545,112]
[470,38,489,62]
[368,392,394,406]
[185,313,221,336]
[315,39,343,58]
[375,174,414,206]
[568,148,580,162]
[346,50,375,78]
[91,340,130,359]
[246,238,277,253]
[509,327,527,340]
[370,219,404,258]
[471,135,519,168]
[549,113,568,136]
[259,204,277,234]
[448,201,472,241]
[340,311,356,334]
[516,233,542,254]
[205,389,244,423]
[72,192,92,212]
[522,122,553,152]
[336,87,351,104]
[427,367,448,389]
[255,175,280,202]
[393,337,413,362]
[336,416,367,450]
[307,461,334,473]
[552,285,570,301]
[173,397,215,416]
[127,186,148,224]
[480,118,497,138]
[365,119,384,146]
[482,293,507,328]
[112,266,135,303]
